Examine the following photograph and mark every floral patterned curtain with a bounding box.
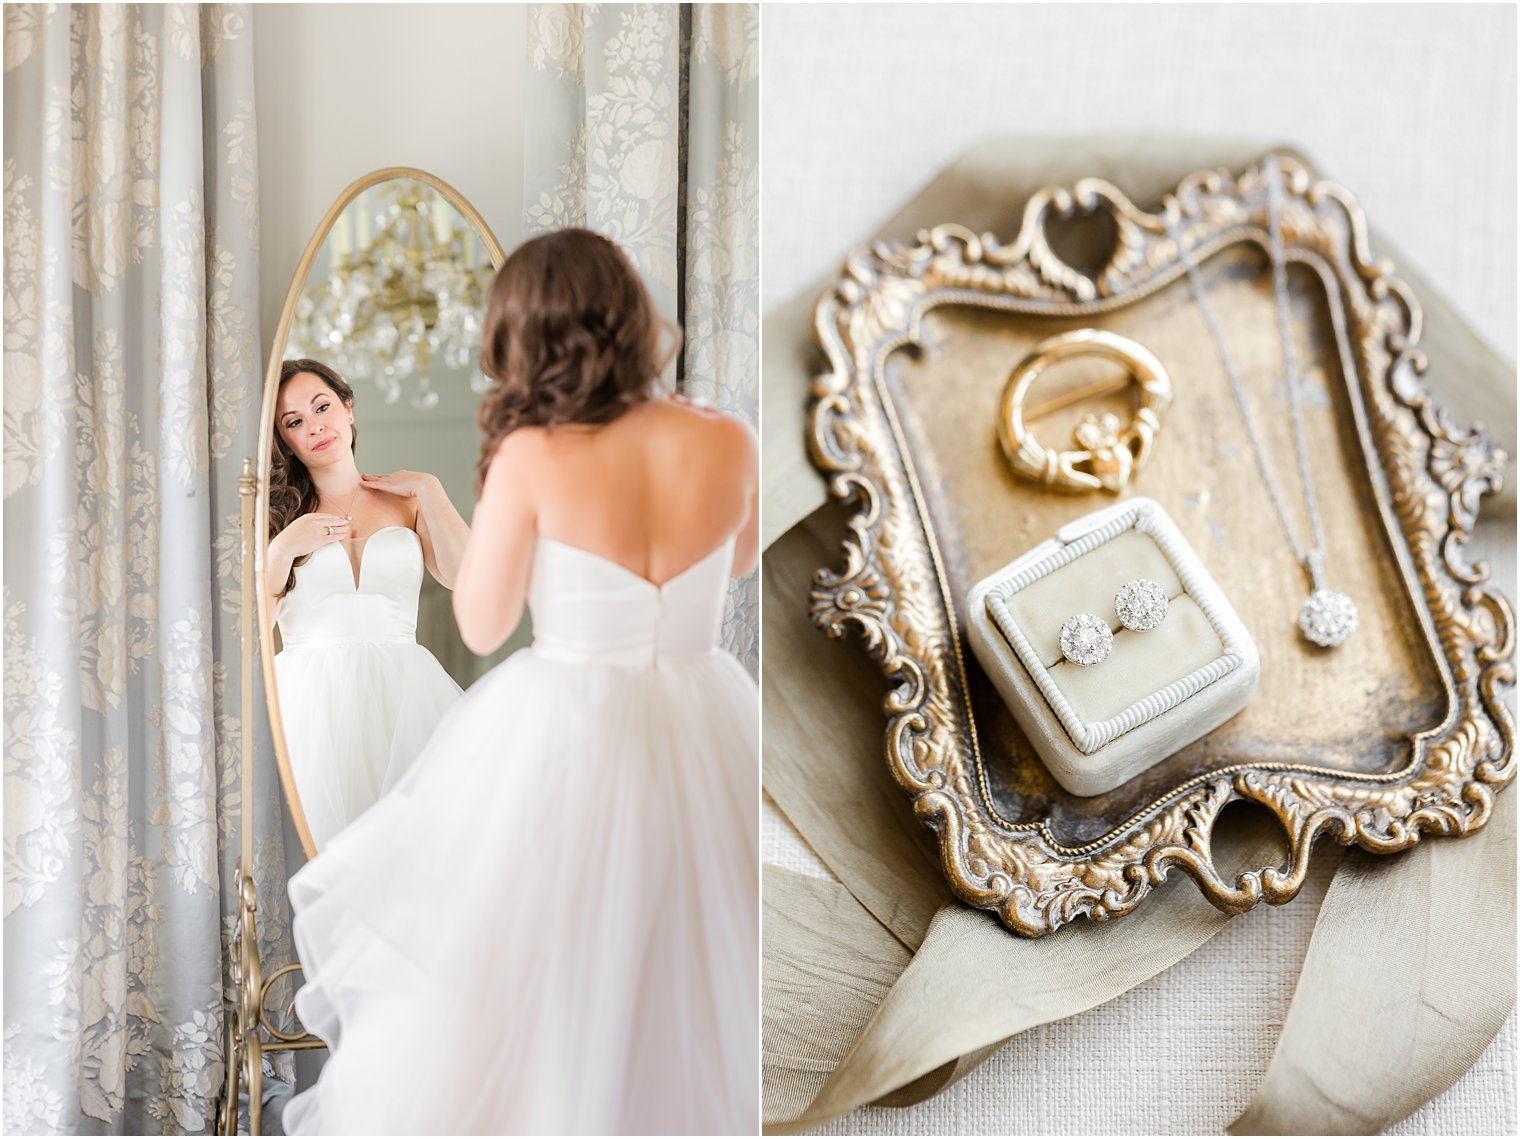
[524,3,760,674]
[3,5,293,1132]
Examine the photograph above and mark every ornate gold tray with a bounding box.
[807,155,1515,936]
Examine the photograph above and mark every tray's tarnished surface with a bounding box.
[807,155,1515,936]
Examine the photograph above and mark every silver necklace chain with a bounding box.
[1166,156,1357,647]
[324,482,361,524]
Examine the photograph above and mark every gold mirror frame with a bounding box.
[806,155,1516,937]
[219,168,505,1134]
[256,166,506,858]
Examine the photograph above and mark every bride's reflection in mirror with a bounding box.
[266,357,470,848]
[263,175,516,853]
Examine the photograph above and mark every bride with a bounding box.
[268,359,470,848]
[282,229,759,1135]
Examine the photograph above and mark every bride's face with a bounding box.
[277,372,354,470]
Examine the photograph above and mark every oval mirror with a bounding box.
[256,168,518,856]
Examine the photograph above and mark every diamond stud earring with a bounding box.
[1114,579,1169,632]
[1059,612,1113,666]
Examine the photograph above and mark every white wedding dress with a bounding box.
[282,533,759,1135]
[274,526,463,848]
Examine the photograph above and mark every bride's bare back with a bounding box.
[452,397,758,654]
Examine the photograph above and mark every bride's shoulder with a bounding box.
[481,427,553,493]
[491,425,551,461]
[656,394,754,452]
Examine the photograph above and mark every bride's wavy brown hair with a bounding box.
[475,228,679,490]
[269,358,358,596]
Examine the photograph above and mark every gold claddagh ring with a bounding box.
[997,329,1172,494]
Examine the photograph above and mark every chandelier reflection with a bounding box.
[290,181,494,410]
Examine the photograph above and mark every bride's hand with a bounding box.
[361,470,439,499]
[274,512,351,559]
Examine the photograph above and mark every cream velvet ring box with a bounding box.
[966,497,1260,797]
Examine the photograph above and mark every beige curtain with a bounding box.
[2,5,295,1131]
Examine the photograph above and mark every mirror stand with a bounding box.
[217,458,327,1137]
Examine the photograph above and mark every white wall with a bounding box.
[254,3,527,346]
[762,3,1518,362]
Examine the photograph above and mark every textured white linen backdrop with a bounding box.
[2,4,299,1132]
[521,2,760,674]
[762,4,1516,1134]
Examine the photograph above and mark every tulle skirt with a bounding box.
[274,642,464,849]
[282,647,759,1135]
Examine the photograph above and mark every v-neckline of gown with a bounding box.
[537,534,734,591]
[326,524,415,591]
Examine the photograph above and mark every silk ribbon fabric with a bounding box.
[1229,791,1516,1135]
[761,139,1515,1133]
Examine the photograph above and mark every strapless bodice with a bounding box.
[277,526,422,650]
[527,535,735,665]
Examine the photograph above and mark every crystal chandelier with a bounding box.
[290,181,494,410]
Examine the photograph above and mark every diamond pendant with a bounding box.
[1299,588,1357,648]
